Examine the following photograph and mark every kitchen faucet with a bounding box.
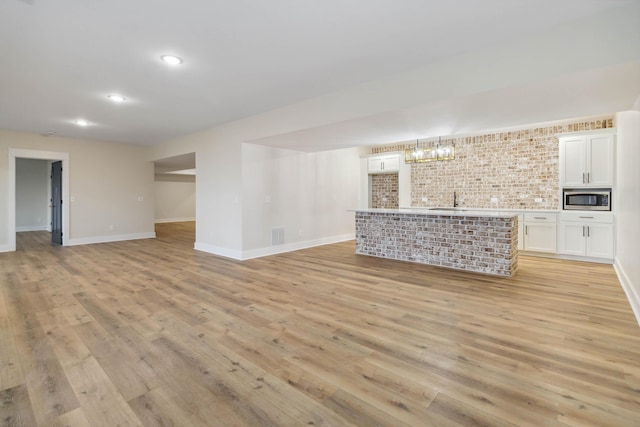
[453,191,458,207]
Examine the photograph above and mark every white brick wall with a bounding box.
[370,118,613,210]
[370,173,399,209]
[355,211,518,277]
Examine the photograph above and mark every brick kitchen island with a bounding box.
[354,209,519,277]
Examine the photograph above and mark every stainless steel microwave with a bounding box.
[563,189,611,211]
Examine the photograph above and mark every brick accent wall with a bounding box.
[370,117,613,210]
[355,211,518,277]
[370,173,399,209]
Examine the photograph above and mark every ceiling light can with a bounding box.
[108,94,126,102]
[160,55,183,65]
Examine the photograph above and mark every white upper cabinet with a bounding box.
[560,131,614,188]
[367,154,400,174]
[561,136,587,187]
[588,134,614,186]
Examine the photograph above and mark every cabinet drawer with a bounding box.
[560,212,614,224]
[524,213,557,223]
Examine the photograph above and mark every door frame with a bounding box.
[8,148,70,251]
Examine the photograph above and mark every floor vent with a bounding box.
[271,227,285,246]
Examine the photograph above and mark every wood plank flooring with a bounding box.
[1,222,639,426]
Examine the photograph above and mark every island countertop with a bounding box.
[351,208,520,218]
[354,209,519,277]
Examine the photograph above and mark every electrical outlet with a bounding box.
[534,198,543,203]
[491,197,499,204]
[422,197,428,202]
[109,225,115,231]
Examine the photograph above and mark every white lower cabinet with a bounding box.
[523,213,557,253]
[558,213,614,260]
[558,223,586,255]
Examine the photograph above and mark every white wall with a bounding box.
[0,130,156,250]
[149,130,243,258]
[241,144,363,258]
[614,110,640,325]
[155,175,196,223]
[149,127,363,260]
[16,158,49,231]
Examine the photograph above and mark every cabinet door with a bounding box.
[586,223,614,259]
[587,134,614,186]
[561,137,587,187]
[368,156,399,174]
[524,223,557,253]
[382,156,400,173]
[367,158,383,173]
[558,223,586,256]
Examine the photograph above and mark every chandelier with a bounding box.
[404,137,455,163]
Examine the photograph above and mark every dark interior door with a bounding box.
[51,161,62,245]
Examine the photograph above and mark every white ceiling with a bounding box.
[1,0,638,150]
[249,61,640,151]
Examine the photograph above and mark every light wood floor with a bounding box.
[1,222,639,426]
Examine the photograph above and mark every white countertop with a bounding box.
[351,208,521,218]
[399,207,559,214]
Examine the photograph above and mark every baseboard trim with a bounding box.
[614,259,640,327]
[67,232,156,246]
[241,233,355,260]
[194,242,243,260]
[16,226,49,232]
[0,244,12,253]
[518,250,613,264]
[155,217,195,224]
[194,233,355,261]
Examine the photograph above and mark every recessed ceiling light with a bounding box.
[160,55,183,65]
[74,119,89,127]
[108,94,126,102]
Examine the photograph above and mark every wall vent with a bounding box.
[271,227,285,246]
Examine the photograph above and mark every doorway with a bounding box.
[153,152,196,245]
[8,148,70,251]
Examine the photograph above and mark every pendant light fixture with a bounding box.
[404,136,455,163]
